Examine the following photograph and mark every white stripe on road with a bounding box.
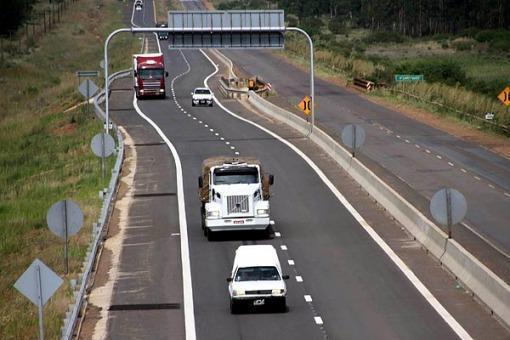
[200,49,472,340]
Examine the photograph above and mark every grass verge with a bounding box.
[0,0,139,338]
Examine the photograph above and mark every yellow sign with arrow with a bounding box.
[298,96,312,116]
[497,87,510,106]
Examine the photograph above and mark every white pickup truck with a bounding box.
[198,157,274,240]
[191,87,214,107]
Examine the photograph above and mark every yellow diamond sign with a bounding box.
[497,87,510,106]
[298,96,312,116]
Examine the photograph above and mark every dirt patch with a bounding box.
[53,122,77,136]
[267,50,510,160]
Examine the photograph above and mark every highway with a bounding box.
[81,1,509,339]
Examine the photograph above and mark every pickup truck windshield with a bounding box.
[213,167,258,185]
[139,69,164,80]
[195,89,211,94]
[235,266,280,281]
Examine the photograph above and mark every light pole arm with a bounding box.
[285,27,314,134]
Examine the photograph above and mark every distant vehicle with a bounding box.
[191,87,214,107]
[134,0,143,11]
[133,53,168,99]
[227,245,289,313]
[156,22,169,40]
[198,156,274,240]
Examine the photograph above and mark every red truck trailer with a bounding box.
[133,53,168,99]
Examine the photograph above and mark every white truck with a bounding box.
[198,156,274,240]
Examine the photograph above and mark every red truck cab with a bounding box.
[133,53,168,99]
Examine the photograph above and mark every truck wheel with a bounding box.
[279,298,287,313]
[206,228,214,241]
[200,205,206,230]
[192,102,195,107]
[230,300,240,314]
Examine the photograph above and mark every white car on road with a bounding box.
[191,87,214,107]
[227,245,288,313]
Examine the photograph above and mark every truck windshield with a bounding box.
[213,167,258,185]
[195,89,211,94]
[235,266,280,281]
[139,69,164,80]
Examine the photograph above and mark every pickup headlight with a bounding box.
[233,289,245,297]
[206,210,220,218]
[271,289,285,295]
[256,208,269,215]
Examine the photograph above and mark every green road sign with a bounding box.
[395,74,424,82]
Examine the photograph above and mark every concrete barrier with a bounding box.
[247,91,510,327]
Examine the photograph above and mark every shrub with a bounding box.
[299,17,323,37]
[474,30,510,51]
[396,59,466,86]
[328,18,348,35]
[452,40,472,51]
[364,31,405,44]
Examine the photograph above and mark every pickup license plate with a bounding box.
[233,220,244,224]
[253,299,265,306]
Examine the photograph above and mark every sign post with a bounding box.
[91,132,116,179]
[430,188,467,238]
[77,71,99,114]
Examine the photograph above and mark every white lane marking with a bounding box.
[405,139,410,143]
[225,141,230,145]
[183,111,187,114]
[230,146,235,150]
[436,155,442,159]
[460,168,467,173]
[504,192,510,198]
[415,144,420,148]
[210,129,214,132]
[296,276,303,282]
[396,135,401,139]
[204,124,208,127]
[426,149,431,153]
[234,151,240,155]
[220,137,224,141]
[187,114,191,117]
[448,162,454,167]
[198,120,203,124]
[314,317,324,325]
[201,49,472,340]
[304,295,313,302]
[274,232,281,237]
[280,245,288,250]
[133,95,196,339]
[288,260,295,266]
[474,176,481,181]
[488,184,495,189]
[192,117,197,120]
[170,233,180,236]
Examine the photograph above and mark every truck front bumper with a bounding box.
[206,216,270,231]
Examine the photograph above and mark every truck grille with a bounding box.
[227,195,250,214]
[246,290,272,295]
[143,81,161,90]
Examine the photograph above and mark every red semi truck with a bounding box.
[133,53,168,99]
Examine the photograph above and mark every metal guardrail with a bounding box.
[353,77,375,91]
[60,68,131,340]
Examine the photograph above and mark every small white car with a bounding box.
[191,87,214,107]
[227,245,289,313]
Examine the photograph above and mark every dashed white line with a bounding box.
[425,149,431,153]
[415,144,420,148]
[460,168,467,173]
[304,295,313,302]
[210,129,214,132]
[488,184,495,189]
[214,133,219,136]
[396,135,401,139]
[405,139,410,143]
[474,176,481,181]
[288,260,295,266]
[295,276,303,282]
[204,124,208,127]
[274,232,281,237]
[192,117,197,120]
[448,162,454,167]
[220,137,224,141]
[225,141,230,145]
[504,192,510,198]
[314,317,324,325]
[234,151,240,155]
[198,120,203,124]
[280,245,287,250]
[230,146,235,150]
[436,155,442,159]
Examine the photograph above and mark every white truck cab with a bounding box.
[227,245,289,313]
[198,157,274,240]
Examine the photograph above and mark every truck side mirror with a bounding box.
[269,174,274,186]
[226,277,232,282]
[165,71,169,77]
[190,92,194,96]
[282,275,289,280]
[198,176,203,188]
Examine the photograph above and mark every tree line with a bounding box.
[277,0,509,36]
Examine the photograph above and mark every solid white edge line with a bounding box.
[199,49,472,340]
[133,97,196,339]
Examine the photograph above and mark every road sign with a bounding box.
[76,70,99,77]
[394,74,424,82]
[78,79,99,99]
[497,86,510,106]
[298,96,312,115]
[47,199,84,274]
[91,133,115,158]
[14,258,63,340]
[430,188,467,238]
[341,124,366,157]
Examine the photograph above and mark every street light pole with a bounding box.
[285,27,314,134]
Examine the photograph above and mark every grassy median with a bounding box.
[0,0,139,338]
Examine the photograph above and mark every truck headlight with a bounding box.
[207,210,220,218]
[271,289,285,295]
[159,89,164,92]
[256,209,269,215]
[233,289,245,297]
